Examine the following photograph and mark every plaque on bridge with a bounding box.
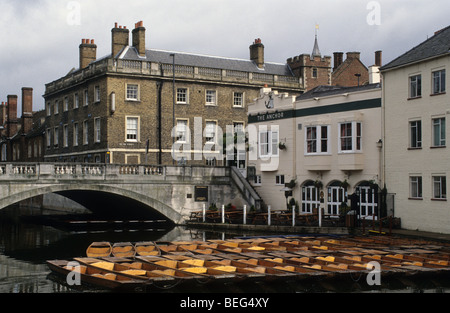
[194,186,208,202]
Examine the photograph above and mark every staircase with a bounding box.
[229,166,263,210]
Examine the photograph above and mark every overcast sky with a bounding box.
[1,0,449,113]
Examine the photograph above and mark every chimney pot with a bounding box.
[91,39,94,44]
[375,50,382,67]
[115,22,118,28]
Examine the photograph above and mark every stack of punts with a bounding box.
[47,235,450,291]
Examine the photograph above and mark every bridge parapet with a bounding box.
[0,163,230,184]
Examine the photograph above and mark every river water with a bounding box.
[1,206,450,294]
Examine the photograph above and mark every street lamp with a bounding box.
[280,186,292,209]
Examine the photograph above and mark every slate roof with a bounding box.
[120,46,295,77]
[296,83,381,101]
[381,25,450,71]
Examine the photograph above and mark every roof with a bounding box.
[295,83,381,101]
[312,35,321,57]
[381,25,450,71]
[119,46,295,77]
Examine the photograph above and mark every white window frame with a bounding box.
[176,119,189,143]
[94,118,101,143]
[432,69,446,95]
[338,122,362,153]
[126,116,140,142]
[46,102,51,116]
[410,176,423,199]
[433,176,447,200]
[205,90,217,106]
[177,88,189,104]
[305,125,329,155]
[259,128,279,158]
[409,74,422,98]
[432,117,446,147]
[409,120,422,149]
[233,92,244,107]
[126,84,139,101]
[205,120,217,144]
[253,175,262,186]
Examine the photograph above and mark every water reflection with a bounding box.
[1,206,450,293]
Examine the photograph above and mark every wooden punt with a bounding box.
[73,257,181,283]
[136,255,253,283]
[46,259,148,292]
[134,242,160,256]
[112,242,136,258]
[86,242,112,258]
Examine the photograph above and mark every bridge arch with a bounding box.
[0,183,183,224]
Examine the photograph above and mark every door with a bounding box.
[327,184,345,216]
[302,184,319,214]
[357,186,378,220]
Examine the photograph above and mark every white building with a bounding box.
[247,81,383,221]
[381,26,450,233]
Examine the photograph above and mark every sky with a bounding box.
[1,0,449,113]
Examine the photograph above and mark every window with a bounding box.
[206,90,217,106]
[432,70,446,94]
[84,89,89,106]
[275,175,285,185]
[410,120,422,148]
[410,176,422,199]
[177,88,188,104]
[74,93,79,109]
[253,175,262,186]
[433,176,447,199]
[409,74,422,98]
[433,118,446,147]
[176,119,188,143]
[339,122,362,152]
[83,121,88,145]
[63,125,68,147]
[205,121,217,144]
[94,86,100,102]
[312,68,318,78]
[259,129,279,157]
[53,127,59,147]
[126,84,139,101]
[94,118,101,143]
[54,100,59,115]
[46,102,51,116]
[126,117,139,142]
[233,92,244,107]
[73,123,79,147]
[46,129,51,148]
[64,97,69,112]
[306,125,329,154]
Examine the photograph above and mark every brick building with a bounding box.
[0,88,45,162]
[332,51,382,87]
[43,21,304,166]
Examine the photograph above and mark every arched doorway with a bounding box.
[356,181,378,220]
[327,181,346,216]
[301,181,320,214]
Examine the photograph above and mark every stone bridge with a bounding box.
[0,163,262,224]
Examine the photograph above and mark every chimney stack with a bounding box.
[346,52,361,60]
[333,52,344,70]
[375,50,382,67]
[132,21,146,57]
[112,22,130,57]
[6,95,18,138]
[250,38,265,69]
[79,38,97,69]
[21,87,33,134]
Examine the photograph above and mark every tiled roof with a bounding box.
[381,25,450,71]
[120,46,295,77]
